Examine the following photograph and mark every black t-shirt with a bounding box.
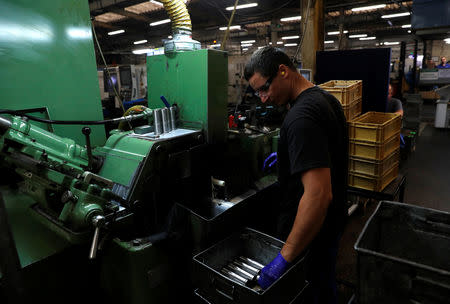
[387,97,403,113]
[277,86,348,242]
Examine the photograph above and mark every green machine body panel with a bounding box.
[0,0,106,147]
[100,238,173,304]
[96,132,155,186]
[147,49,228,144]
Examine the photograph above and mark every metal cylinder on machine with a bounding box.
[170,106,176,130]
[153,109,163,135]
[162,108,171,133]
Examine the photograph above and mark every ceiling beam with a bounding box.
[92,20,120,30]
[109,8,153,23]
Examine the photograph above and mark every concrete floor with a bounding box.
[336,103,450,303]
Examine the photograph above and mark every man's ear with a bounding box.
[279,64,288,77]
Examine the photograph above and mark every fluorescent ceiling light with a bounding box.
[277,41,283,44]
[242,48,249,51]
[258,46,264,49]
[241,43,253,47]
[351,4,386,12]
[280,16,302,22]
[241,40,256,44]
[150,0,163,6]
[349,34,367,38]
[324,40,334,44]
[402,24,411,28]
[408,30,411,33]
[359,36,376,40]
[381,12,410,18]
[269,42,273,45]
[282,35,300,40]
[226,3,258,10]
[150,19,171,26]
[384,41,400,45]
[133,48,151,54]
[108,29,125,35]
[134,39,147,45]
[219,25,241,31]
[284,43,298,47]
[328,30,348,35]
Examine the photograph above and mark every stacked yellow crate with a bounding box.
[347,112,402,191]
[319,80,363,121]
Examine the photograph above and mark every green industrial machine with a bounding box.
[0,1,281,303]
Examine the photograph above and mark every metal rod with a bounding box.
[153,109,163,135]
[227,264,254,279]
[232,261,259,275]
[222,268,248,284]
[239,256,264,269]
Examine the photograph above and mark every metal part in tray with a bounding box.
[220,256,264,290]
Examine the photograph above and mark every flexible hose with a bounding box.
[160,0,192,32]
[118,105,148,130]
[0,109,151,126]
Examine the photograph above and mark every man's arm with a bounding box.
[280,167,333,262]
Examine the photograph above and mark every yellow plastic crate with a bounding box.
[349,133,400,160]
[348,112,401,143]
[348,163,399,192]
[349,149,399,176]
[319,80,362,106]
[343,98,362,121]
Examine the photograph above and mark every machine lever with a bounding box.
[82,127,94,171]
[89,215,105,260]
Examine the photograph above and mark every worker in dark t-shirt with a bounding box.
[387,84,403,117]
[244,47,348,304]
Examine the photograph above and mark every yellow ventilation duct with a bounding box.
[160,0,201,52]
[160,0,192,33]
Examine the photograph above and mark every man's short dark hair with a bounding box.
[244,47,296,81]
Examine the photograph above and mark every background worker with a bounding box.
[244,47,348,304]
[437,56,450,68]
[387,83,404,117]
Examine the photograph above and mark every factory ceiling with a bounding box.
[88,0,420,56]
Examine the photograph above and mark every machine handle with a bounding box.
[160,95,171,108]
[82,127,93,171]
[88,215,105,260]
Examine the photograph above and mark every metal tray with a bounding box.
[193,228,308,304]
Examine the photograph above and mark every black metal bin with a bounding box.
[193,227,309,304]
[354,201,450,304]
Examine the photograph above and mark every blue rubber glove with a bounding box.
[258,253,291,289]
[262,152,277,171]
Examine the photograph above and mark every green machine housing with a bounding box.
[0,2,280,300]
[147,49,228,145]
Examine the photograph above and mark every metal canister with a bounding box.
[169,106,177,130]
[162,108,171,133]
[153,108,163,135]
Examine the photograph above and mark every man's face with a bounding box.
[442,57,447,65]
[248,70,288,106]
